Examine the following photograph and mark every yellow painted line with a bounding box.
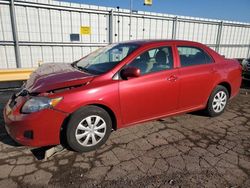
[0,68,35,82]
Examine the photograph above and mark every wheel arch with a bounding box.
[217,81,231,98]
[205,82,231,117]
[90,103,117,131]
[205,80,232,108]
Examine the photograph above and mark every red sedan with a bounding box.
[4,40,242,152]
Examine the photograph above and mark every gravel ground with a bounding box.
[0,81,249,188]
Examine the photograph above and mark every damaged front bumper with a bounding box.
[3,90,69,147]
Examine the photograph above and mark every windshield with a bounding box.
[74,43,139,74]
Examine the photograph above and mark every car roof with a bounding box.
[118,39,224,62]
[119,39,202,46]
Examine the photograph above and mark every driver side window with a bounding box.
[127,46,173,75]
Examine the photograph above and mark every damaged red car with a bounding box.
[4,40,242,152]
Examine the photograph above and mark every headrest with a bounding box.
[155,50,166,65]
[140,52,150,61]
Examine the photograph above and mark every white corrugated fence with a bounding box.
[0,0,250,69]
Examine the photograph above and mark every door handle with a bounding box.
[167,75,178,82]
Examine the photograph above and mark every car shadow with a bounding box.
[241,79,250,89]
[0,125,21,147]
[188,110,208,117]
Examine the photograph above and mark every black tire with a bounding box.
[66,106,112,152]
[205,85,229,117]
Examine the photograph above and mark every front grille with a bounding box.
[9,99,16,108]
[17,89,29,97]
[9,89,28,109]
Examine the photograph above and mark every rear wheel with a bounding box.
[205,85,229,117]
[66,106,112,152]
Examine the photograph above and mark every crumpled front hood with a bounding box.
[25,63,95,93]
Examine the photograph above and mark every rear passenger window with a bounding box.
[177,46,213,67]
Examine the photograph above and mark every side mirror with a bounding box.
[120,67,140,80]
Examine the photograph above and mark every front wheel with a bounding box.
[205,85,229,117]
[66,106,112,152]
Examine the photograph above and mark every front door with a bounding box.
[118,46,180,126]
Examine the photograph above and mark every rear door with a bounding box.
[177,46,216,110]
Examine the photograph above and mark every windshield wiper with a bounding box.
[79,67,91,73]
[72,64,91,73]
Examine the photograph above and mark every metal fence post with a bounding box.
[10,0,21,68]
[172,16,178,39]
[117,7,120,42]
[215,21,223,52]
[129,0,133,40]
[109,10,114,44]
